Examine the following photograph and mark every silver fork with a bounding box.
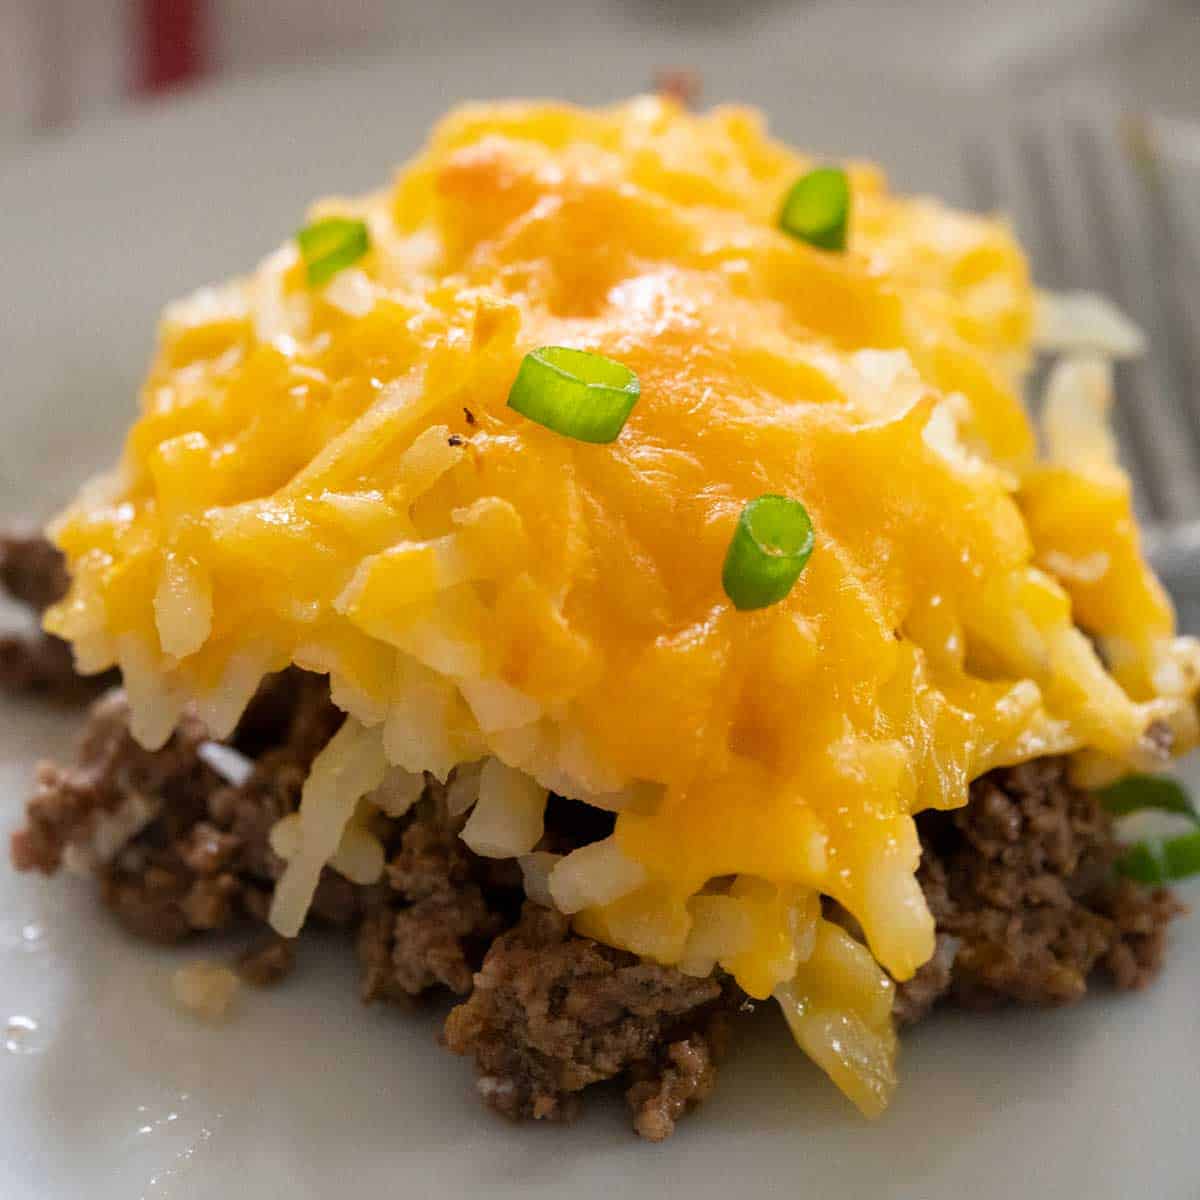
[962,107,1200,527]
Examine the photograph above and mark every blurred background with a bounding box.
[2,0,1199,150]
[2,0,1198,570]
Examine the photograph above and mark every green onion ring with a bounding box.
[1097,774,1199,823]
[507,346,640,444]
[779,167,851,251]
[1115,830,1200,885]
[1100,774,1200,884]
[722,494,815,611]
[296,217,370,286]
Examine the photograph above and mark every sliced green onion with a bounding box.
[1101,775,1200,884]
[1115,830,1200,885]
[1097,774,1199,823]
[507,346,640,444]
[722,494,814,611]
[296,217,370,286]
[779,167,851,251]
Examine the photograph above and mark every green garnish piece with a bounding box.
[1115,830,1200,885]
[1100,774,1200,885]
[779,167,851,251]
[296,217,370,286]
[722,494,815,612]
[1097,774,1199,822]
[507,346,640,444]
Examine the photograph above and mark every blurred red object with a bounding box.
[138,0,208,93]
[653,68,702,109]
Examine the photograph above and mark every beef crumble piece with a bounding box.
[443,903,728,1130]
[356,789,615,1005]
[11,670,356,942]
[0,629,102,703]
[237,938,297,987]
[1094,878,1183,990]
[0,531,114,702]
[625,1022,726,1142]
[357,785,520,1002]
[891,933,959,1026]
[0,530,69,610]
[12,689,215,878]
[895,757,1182,1021]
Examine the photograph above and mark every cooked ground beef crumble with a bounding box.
[442,902,731,1132]
[357,787,521,1003]
[894,758,1182,1022]
[0,532,116,703]
[3,535,1185,1139]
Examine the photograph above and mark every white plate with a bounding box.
[2,31,1197,1200]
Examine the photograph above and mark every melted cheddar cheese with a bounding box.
[45,97,1199,1113]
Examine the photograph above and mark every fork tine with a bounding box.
[1018,119,1164,520]
[963,112,1200,524]
[964,121,1063,285]
[1005,118,1156,520]
[1065,116,1200,522]
[1132,121,1200,461]
[1015,122,1074,291]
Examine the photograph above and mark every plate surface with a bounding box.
[1,29,1197,1200]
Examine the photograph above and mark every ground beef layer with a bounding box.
[895,758,1181,1022]
[2,537,1184,1139]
